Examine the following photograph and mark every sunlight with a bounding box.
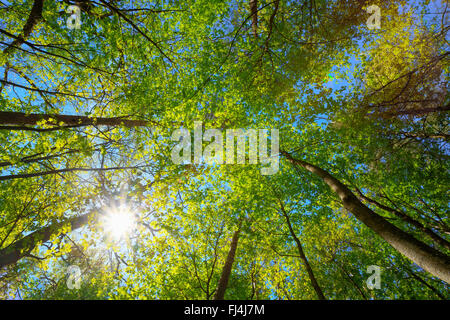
[103,205,136,240]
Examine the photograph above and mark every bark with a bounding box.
[3,0,44,54]
[278,200,326,300]
[0,211,96,268]
[0,111,150,129]
[249,0,258,38]
[213,223,242,300]
[281,150,450,284]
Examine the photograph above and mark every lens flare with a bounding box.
[103,205,136,240]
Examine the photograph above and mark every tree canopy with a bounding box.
[0,0,449,300]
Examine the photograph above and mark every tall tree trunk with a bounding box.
[249,0,258,38]
[0,212,95,268]
[281,150,450,284]
[3,0,44,54]
[0,111,150,129]
[213,223,242,300]
[278,200,326,300]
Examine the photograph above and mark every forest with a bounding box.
[0,0,449,300]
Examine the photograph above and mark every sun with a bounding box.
[103,205,136,240]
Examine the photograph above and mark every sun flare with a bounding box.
[103,205,136,240]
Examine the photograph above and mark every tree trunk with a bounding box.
[3,0,44,54]
[249,0,258,38]
[281,150,450,284]
[278,200,326,300]
[213,223,242,300]
[0,111,150,129]
[0,212,95,268]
